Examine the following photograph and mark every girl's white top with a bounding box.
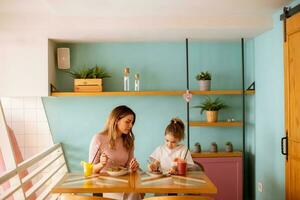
[150,144,195,170]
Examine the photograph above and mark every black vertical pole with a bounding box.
[186,38,190,149]
[241,38,246,200]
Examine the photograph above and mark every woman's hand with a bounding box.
[129,158,139,172]
[99,153,108,167]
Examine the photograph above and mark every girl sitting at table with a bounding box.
[148,118,195,174]
[89,105,141,200]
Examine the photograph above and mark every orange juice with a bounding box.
[81,161,93,177]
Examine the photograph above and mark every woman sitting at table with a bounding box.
[89,105,141,200]
[148,118,195,174]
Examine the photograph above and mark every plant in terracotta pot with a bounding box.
[64,65,111,92]
[210,142,218,152]
[193,96,228,122]
[195,71,211,91]
[225,141,233,152]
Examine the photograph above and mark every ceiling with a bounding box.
[0,0,291,42]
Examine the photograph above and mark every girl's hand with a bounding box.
[129,158,139,172]
[99,153,108,167]
[147,160,160,172]
[168,166,177,175]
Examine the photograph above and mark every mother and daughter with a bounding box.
[89,105,195,200]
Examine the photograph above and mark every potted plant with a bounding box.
[195,71,211,91]
[225,141,233,152]
[193,142,201,153]
[64,66,111,92]
[210,142,218,152]
[193,96,228,122]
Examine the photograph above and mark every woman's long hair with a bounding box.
[102,105,135,150]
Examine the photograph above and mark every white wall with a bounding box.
[0,32,48,96]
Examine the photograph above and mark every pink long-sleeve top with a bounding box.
[89,132,134,172]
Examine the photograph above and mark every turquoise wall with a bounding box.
[253,1,299,199]
[43,41,249,174]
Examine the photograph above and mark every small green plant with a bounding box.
[225,141,232,145]
[64,65,111,79]
[196,71,211,80]
[193,96,228,114]
[211,142,217,146]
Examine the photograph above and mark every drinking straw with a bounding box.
[183,148,189,161]
[91,146,100,163]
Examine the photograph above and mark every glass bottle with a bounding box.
[134,73,140,91]
[124,67,130,91]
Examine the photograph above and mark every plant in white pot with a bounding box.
[194,96,228,122]
[225,141,233,152]
[64,66,111,92]
[195,71,211,91]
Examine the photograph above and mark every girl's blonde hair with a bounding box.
[165,118,185,141]
[102,105,135,150]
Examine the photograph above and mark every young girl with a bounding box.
[148,118,195,174]
[89,105,141,200]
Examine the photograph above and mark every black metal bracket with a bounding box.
[50,84,58,94]
[247,81,255,91]
[283,7,289,42]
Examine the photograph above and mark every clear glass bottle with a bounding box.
[134,73,140,91]
[124,67,130,91]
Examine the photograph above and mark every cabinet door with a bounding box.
[193,157,243,200]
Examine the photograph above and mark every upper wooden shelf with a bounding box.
[192,151,242,158]
[51,90,255,97]
[189,121,243,127]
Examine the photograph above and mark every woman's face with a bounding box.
[165,133,179,149]
[117,114,134,135]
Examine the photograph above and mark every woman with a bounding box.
[89,105,141,200]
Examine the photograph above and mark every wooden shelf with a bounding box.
[51,90,255,97]
[51,91,184,96]
[189,121,243,127]
[191,90,255,95]
[192,151,242,158]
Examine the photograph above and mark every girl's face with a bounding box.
[165,133,180,149]
[117,114,134,135]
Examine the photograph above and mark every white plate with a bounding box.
[145,171,164,178]
[106,169,129,177]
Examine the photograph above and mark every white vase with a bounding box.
[199,80,211,91]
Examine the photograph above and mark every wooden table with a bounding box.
[51,173,135,193]
[51,171,217,194]
[135,171,217,194]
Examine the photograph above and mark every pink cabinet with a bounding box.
[193,156,243,200]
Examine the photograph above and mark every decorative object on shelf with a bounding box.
[193,96,228,122]
[134,73,140,91]
[227,118,236,122]
[210,142,218,152]
[57,48,70,69]
[64,66,111,92]
[196,71,211,91]
[183,90,193,102]
[193,142,201,153]
[225,141,233,152]
[124,67,130,91]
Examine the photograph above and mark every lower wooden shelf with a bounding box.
[192,151,242,158]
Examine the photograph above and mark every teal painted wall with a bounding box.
[43,41,249,174]
[253,1,299,199]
